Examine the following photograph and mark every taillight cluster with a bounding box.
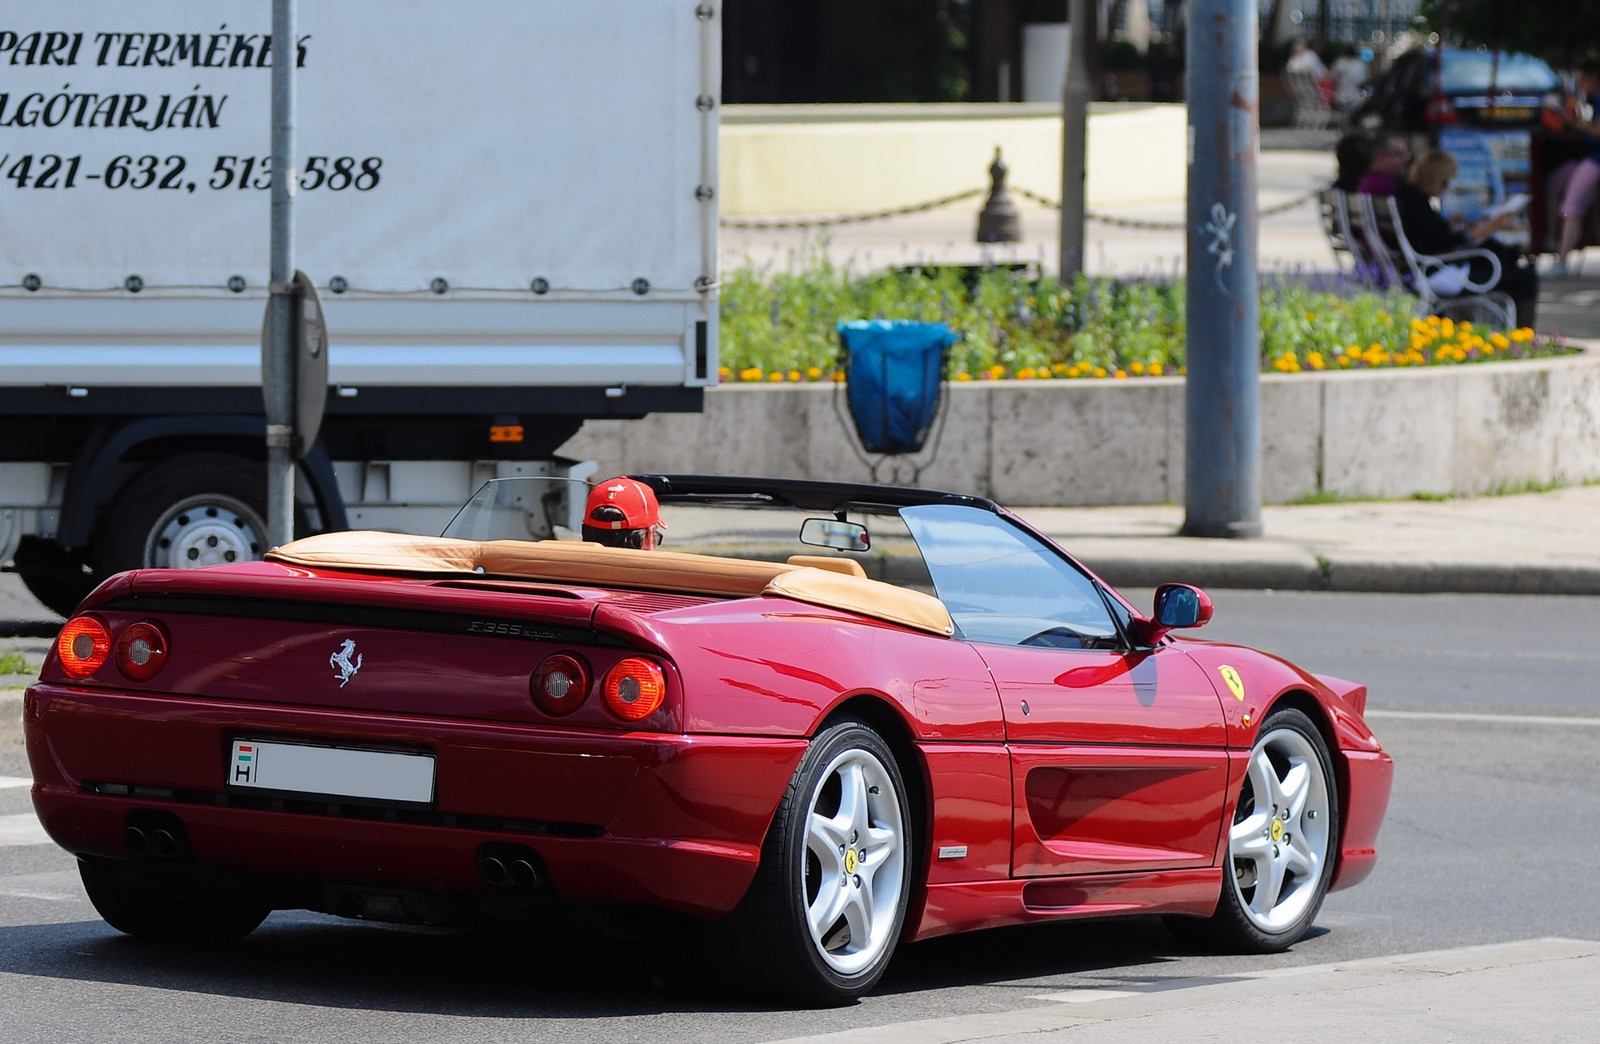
[56,615,171,682]
[529,651,667,723]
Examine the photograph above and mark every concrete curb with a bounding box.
[1086,555,1600,595]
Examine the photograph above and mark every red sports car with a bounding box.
[24,475,1393,1005]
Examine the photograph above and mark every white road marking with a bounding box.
[1024,988,1141,1004]
[1367,709,1600,727]
[0,812,51,847]
[0,775,32,789]
[0,888,75,902]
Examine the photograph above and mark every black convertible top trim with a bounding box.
[103,593,630,648]
[633,474,1000,514]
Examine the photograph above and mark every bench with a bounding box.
[1338,189,1517,329]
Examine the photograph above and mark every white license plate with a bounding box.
[228,739,435,805]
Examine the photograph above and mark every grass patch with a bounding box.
[0,652,35,675]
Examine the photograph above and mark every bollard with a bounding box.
[976,147,1021,244]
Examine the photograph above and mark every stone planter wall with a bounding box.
[559,353,1600,506]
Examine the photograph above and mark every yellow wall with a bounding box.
[719,102,1187,217]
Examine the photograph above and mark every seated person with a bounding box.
[1393,149,1538,328]
[581,477,666,550]
[1355,132,1409,196]
[1332,131,1372,193]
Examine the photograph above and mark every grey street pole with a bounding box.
[264,0,297,547]
[1181,0,1262,538]
[1058,0,1091,280]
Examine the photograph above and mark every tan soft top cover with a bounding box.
[267,531,954,637]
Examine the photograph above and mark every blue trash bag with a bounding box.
[837,320,958,455]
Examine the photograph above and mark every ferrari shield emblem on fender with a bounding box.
[1218,665,1246,702]
[330,639,363,687]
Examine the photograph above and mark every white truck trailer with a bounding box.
[0,1,721,614]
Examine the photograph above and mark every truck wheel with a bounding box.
[8,537,96,619]
[99,454,275,574]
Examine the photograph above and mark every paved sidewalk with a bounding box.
[1015,484,1600,595]
[771,938,1600,1044]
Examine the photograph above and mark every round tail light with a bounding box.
[57,615,112,678]
[116,620,171,681]
[531,653,592,716]
[601,657,667,722]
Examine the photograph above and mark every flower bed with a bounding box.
[717,262,1570,382]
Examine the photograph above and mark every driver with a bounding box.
[581,477,666,550]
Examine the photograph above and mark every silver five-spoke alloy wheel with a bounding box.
[800,744,907,977]
[1228,722,1333,933]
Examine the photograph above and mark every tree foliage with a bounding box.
[1418,1,1600,66]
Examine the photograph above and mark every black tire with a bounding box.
[8,537,96,619]
[724,717,914,1006]
[78,856,270,942]
[1176,706,1340,952]
[97,454,274,574]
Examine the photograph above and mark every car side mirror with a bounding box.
[1142,583,1213,644]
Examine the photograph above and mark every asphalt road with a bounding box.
[3,590,1597,1042]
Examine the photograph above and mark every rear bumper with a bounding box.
[25,684,806,918]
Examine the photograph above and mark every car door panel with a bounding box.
[975,644,1229,878]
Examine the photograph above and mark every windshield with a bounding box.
[441,477,590,541]
[1439,48,1559,93]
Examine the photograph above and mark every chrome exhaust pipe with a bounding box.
[149,829,178,860]
[508,858,541,888]
[123,826,148,856]
[479,855,509,887]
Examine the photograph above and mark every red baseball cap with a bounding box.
[584,477,663,531]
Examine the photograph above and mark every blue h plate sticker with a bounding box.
[231,741,258,784]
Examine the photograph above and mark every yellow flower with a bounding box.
[955,372,973,382]
[831,371,846,382]
[1307,351,1326,370]
[1511,327,1534,343]
[1017,367,1037,380]
[718,366,731,379]
[1149,362,1164,376]
[1094,366,1108,378]
[806,366,823,380]
[1114,369,1128,379]
[1130,361,1146,375]
[739,366,763,382]
[768,372,785,382]
[1490,333,1509,349]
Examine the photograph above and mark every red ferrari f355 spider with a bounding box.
[25,475,1392,1005]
